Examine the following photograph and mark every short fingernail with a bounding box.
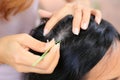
[81,23,88,30]
[43,29,49,36]
[97,19,101,24]
[73,28,79,35]
[96,17,101,24]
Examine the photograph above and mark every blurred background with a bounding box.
[91,0,120,32]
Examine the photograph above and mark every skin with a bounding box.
[39,0,102,35]
[39,0,67,12]
[0,34,60,74]
[84,40,120,80]
[0,0,102,74]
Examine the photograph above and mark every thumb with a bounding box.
[38,9,53,18]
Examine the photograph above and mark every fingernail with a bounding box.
[73,28,79,35]
[97,20,101,24]
[96,17,101,24]
[43,29,49,36]
[81,23,88,30]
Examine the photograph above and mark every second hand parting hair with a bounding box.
[25,15,120,80]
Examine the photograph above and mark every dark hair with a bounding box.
[25,15,120,80]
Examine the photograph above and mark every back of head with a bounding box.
[25,15,120,80]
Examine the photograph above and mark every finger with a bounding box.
[15,50,40,66]
[43,7,72,36]
[38,9,53,18]
[81,8,91,30]
[15,44,60,74]
[17,34,46,52]
[43,13,64,36]
[36,43,60,69]
[46,45,60,73]
[72,5,82,35]
[15,54,59,74]
[13,64,52,74]
[16,39,55,67]
[26,39,55,52]
[91,9,102,24]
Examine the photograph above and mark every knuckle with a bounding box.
[45,64,56,74]
[14,66,23,72]
[46,69,54,74]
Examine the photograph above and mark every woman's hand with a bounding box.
[39,2,102,35]
[0,33,60,74]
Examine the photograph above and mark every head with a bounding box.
[0,0,33,20]
[26,15,120,80]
